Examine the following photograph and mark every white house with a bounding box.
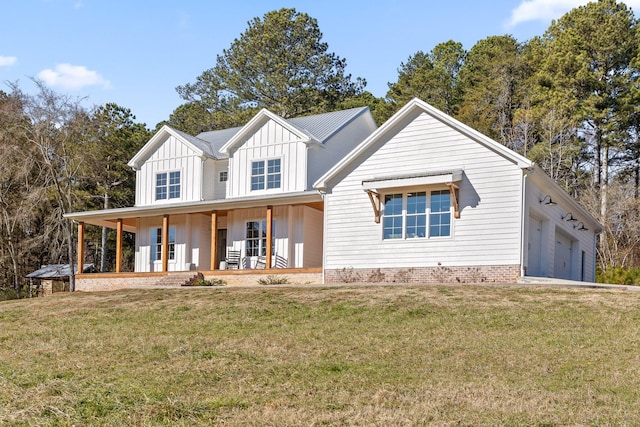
[66,98,602,285]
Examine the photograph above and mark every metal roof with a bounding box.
[288,107,368,143]
[169,127,221,158]
[26,264,95,279]
[196,126,243,158]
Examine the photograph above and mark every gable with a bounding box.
[128,125,212,170]
[315,98,532,190]
[220,109,314,154]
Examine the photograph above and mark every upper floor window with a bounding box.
[251,159,281,191]
[219,171,228,182]
[156,171,180,200]
[382,190,450,240]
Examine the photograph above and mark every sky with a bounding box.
[2,0,640,128]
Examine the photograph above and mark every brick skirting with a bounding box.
[324,265,521,284]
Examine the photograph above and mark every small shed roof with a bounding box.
[26,264,94,279]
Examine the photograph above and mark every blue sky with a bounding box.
[2,0,639,128]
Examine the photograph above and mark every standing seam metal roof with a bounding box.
[192,106,369,157]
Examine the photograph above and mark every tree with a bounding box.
[176,7,365,127]
[0,91,49,296]
[534,0,640,259]
[81,103,150,271]
[457,35,531,148]
[9,80,89,292]
[387,41,465,116]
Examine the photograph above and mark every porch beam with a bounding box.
[115,218,123,273]
[210,211,218,270]
[162,214,169,272]
[77,221,85,275]
[266,205,273,269]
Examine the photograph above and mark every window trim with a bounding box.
[381,189,453,240]
[219,170,228,182]
[155,170,181,201]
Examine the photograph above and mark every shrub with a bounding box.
[192,277,226,287]
[597,266,640,286]
[257,275,290,285]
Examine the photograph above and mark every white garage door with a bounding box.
[554,230,573,280]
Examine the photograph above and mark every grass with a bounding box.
[1,284,640,425]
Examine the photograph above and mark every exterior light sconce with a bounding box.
[540,195,556,206]
[574,222,588,231]
[562,212,578,222]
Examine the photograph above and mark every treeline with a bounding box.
[1,1,639,296]
[0,82,151,297]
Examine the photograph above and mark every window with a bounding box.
[430,190,451,237]
[245,220,275,257]
[251,159,281,190]
[382,190,451,239]
[156,171,180,200]
[151,227,175,261]
[219,171,228,182]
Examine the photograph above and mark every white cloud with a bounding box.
[0,56,17,67]
[506,0,640,28]
[37,63,110,90]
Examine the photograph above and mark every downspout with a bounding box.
[317,188,327,284]
[520,166,536,278]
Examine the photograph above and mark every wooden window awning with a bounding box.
[363,170,463,223]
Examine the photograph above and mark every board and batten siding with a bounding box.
[324,111,524,270]
[202,159,228,200]
[135,135,203,206]
[227,120,307,198]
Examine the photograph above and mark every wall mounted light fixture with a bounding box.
[562,212,578,222]
[574,222,588,231]
[540,195,556,206]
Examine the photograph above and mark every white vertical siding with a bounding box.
[227,120,307,198]
[324,111,524,269]
[135,135,203,206]
[302,206,323,267]
[202,159,228,200]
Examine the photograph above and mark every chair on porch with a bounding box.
[226,250,241,270]
[255,256,266,269]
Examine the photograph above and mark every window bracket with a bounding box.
[448,183,460,219]
[366,190,381,223]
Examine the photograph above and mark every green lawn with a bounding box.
[1,284,639,425]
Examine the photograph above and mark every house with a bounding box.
[65,98,602,289]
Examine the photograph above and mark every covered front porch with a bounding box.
[66,192,325,276]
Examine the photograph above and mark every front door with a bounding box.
[217,229,227,266]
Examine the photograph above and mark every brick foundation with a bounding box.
[324,264,521,284]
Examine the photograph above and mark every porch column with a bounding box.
[162,214,169,272]
[77,221,85,275]
[115,218,123,273]
[266,205,273,269]
[210,211,218,270]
